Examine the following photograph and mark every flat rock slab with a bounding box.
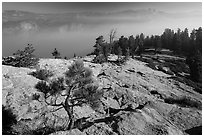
[2,55,202,135]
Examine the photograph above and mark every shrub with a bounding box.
[29,68,54,81]
[11,44,39,68]
[31,93,41,101]
[52,48,61,59]
[93,54,106,64]
[35,81,50,95]
[2,106,17,135]
[186,51,202,83]
[35,59,103,130]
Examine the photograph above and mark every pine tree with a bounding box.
[112,41,119,55]
[119,36,129,55]
[93,36,110,63]
[161,28,174,49]
[186,50,202,83]
[154,35,162,54]
[12,43,39,67]
[190,29,196,52]
[35,59,103,130]
[176,28,182,53]
[128,35,135,58]
[186,27,202,83]
[52,48,61,59]
[138,33,144,57]
[102,42,111,61]
[195,27,202,51]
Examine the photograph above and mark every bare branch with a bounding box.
[49,106,64,113]
[109,29,117,44]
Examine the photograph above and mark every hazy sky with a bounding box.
[2,2,202,58]
[3,2,201,13]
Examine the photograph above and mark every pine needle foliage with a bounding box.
[35,59,103,130]
[12,44,39,68]
[29,68,54,81]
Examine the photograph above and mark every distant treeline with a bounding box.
[91,27,202,57]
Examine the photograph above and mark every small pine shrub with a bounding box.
[35,81,50,95]
[93,54,106,64]
[29,68,54,81]
[52,48,61,59]
[31,93,41,101]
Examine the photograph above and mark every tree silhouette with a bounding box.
[128,35,135,58]
[73,53,76,58]
[186,27,202,83]
[138,33,144,57]
[186,51,202,83]
[195,27,202,51]
[93,36,111,63]
[52,48,61,59]
[154,35,162,54]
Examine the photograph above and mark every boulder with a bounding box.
[101,97,120,109]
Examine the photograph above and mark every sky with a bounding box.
[2,2,202,58]
[2,2,202,13]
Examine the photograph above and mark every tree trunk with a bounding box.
[64,106,74,130]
